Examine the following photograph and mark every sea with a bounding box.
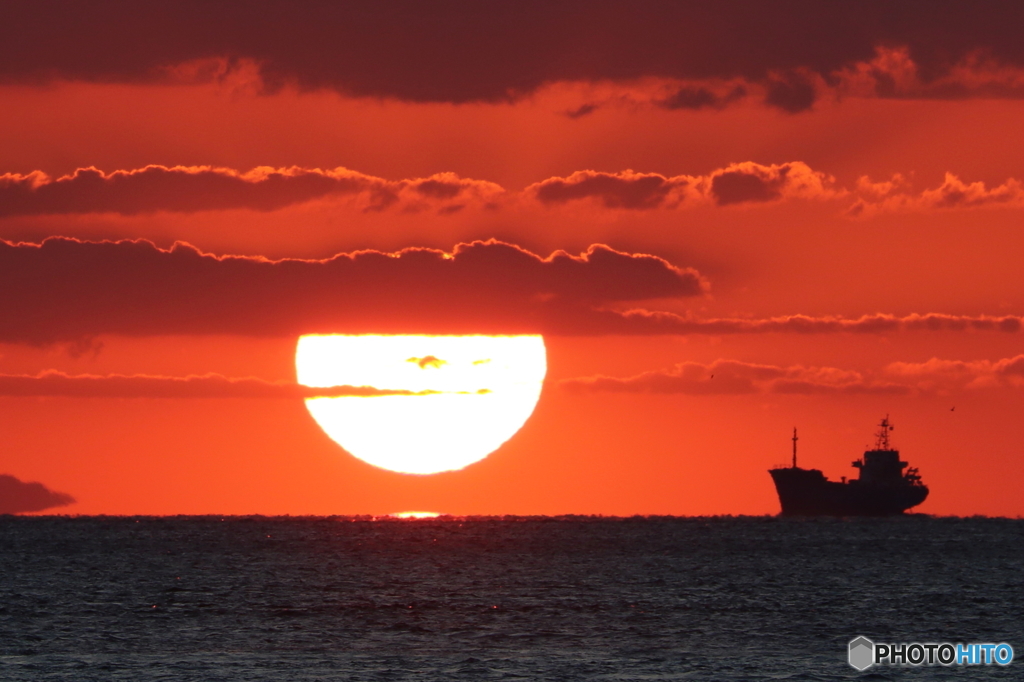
[0,515,1021,681]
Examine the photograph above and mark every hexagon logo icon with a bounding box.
[848,636,874,671]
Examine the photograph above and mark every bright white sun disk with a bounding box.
[296,334,546,474]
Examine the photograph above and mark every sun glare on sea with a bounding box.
[296,334,547,474]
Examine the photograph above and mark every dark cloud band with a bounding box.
[0,474,75,514]
[4,164,1021,217]
[5,1,1024,109]
[1,237,1016,343]
[0,238,705,343]
[0,166,500,217]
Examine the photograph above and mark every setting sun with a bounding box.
[5,6,1024,678]
[295,334,547,474]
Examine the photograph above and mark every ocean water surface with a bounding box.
[0,515,1021,681]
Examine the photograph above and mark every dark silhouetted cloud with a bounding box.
[0,166,503,217]
[833,46,1024,102]
[528,162,837,209]
[655,85,747,110]
[708,162,837,206]
[0,238,706,343]
[763,71,818,113]
[565,103,599,118]
[529,165,1024,215]
[9,163,1024,218]
[2,237,1017,343]
[0,474,75,514]
[529,170,691,209]
[657,87,717,110]
[6,1,1024,109]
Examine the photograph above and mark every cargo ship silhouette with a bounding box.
[769,417,929,516]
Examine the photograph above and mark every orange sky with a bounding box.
[3,2,1024,516]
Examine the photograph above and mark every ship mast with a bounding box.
[792,427,798,468]
[874,415,893,450]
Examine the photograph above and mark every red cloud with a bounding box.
[6,3,1024,109]
[0,237,706,343]
[848,173,1024,217]
[655,84,747,111]
[2,237,1017,344]
[763,70,820,113]
[527,162,837,209]
[0,474,75,514]
[583,311,1023,336]
[564,353,1024,397]
[0,371,431,399]
[561,359,910,395]
[2,163,836,217]
[9,163,1024,217]
[0,166,503,217]
[886,355,1024,389]
[707,162,838,206]
[529,170,691,209]
[835,46,1024,101]
[528,166,1024,215]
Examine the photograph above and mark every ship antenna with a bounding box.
[792,427,798,468]
[874,414,892,450]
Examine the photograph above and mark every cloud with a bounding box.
[707,162,839,206]
[561,359,910,395]
[529,170,694,209]
[654,84,747,111]
[0,474,75,514]
[0,166,504,217]
[580,311,1024,336]
[763,71,819,113]
[886,355,1024,390]
[527,162,838,209]
[6,3,1024,108]
[564,103,600,118]
[548,45,1024,114]
[0,371,432,398]
[834,46,1024,101]
[9,162,1024,218]
[1,162,835,216]
[0,237,706,343]
[1,237,1018,344]
[530,165,1024,216]
[848,173,1024,217]
[564,353,1024,397]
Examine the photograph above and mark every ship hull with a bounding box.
[769,467,928,516]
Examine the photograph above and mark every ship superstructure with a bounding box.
[769,417,929,516]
